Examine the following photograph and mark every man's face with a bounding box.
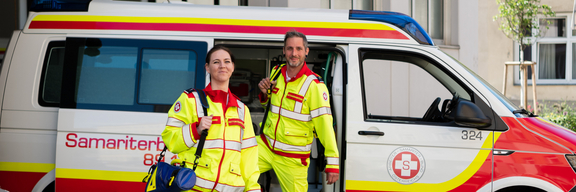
[283,37,309,68]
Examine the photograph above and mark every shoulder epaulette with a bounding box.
[184,88,195,94]
[313,73,324,83]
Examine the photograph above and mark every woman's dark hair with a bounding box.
[206,45,235,64]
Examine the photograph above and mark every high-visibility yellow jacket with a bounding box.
[162,84,261,192]
[258,63,340,173]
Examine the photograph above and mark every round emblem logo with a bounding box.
[387,147,425,185]
[174,101,181,113]
[323,92,328,101]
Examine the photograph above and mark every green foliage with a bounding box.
[493,0,555,51]
[538,101,576,131]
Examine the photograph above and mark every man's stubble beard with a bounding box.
[287,58,303,68]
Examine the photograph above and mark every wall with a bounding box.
[478,0,576,103]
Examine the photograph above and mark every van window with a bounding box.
[360,49,471,123]
[39,41,66,106]
[140,49,198,105]
[40,38,207,112]
[77,46,138,106]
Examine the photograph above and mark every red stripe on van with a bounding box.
[0,171,46,192]
[29,21,409,40]
[497,117,574,154]
[518,117,576,152]
[56,178,145,192]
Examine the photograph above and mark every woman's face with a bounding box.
[206,49,234,84]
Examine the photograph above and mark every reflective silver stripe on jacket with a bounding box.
[182,124,194,148]
[166,117,195,148]
[265,135,312,152]
[294,75,317,113]
[326,157,339,165]
[185,91,204,148]
[237,100,246,141]
[166,117,185,128]
[194,176,244,192]
[237,99,244,121]
[192,91,205,118]
[214,183,244,192]
[193,139,242,152]
[270,105,311,122]
[193,177,216,191]
[241,137,257,149]
[310,107,332,119]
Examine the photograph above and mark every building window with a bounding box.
[412,0,443,41]
[538,43,566,79]
[516,14,576,84]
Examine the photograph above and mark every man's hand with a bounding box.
[258,77,277,95]
[326,172,339,185]
[197,115,213,133]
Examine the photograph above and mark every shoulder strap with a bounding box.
[260,64,284,135]
[270,64,284,82]
[195,89,209,116]
[192,89,209,171]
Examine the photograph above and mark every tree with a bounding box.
[493,0,555,58]
[493,0,555,110]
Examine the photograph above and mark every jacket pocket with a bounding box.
[284,127,310,146]
[286,92,304,103]
[228,118,245,129]
[196,157,211,169]
[230,162,241,177]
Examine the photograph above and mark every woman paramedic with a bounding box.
[162,45,261,192]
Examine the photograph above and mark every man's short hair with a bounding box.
[284,30,308,48]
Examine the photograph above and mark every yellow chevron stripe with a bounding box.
[56,168,147,182]
[32,15,395,31]
[0,162,55,173]
[346,132,500,191]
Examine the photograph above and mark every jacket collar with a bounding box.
[203,83,240,109]
[281,62,310,82]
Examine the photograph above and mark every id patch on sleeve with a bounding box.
[174,101,182,113]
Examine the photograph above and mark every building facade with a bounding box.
[480,0,576,106]
[1,0,574,105]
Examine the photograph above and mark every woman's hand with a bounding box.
[197,115,213,134]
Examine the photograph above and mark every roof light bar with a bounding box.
[349,10,434,46]
[30,0,91,12]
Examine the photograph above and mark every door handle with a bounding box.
[358,131,384,136]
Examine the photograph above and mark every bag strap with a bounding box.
[196,89,209,117]
[193,89,209,171]
[259,64,284,135]
[142,145,168,182]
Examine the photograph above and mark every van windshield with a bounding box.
[445,54,520,113]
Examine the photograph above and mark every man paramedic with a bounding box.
[257,30,340,191]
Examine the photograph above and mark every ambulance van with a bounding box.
[2,0,576,192]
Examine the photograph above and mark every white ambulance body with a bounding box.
[1,1,576,192]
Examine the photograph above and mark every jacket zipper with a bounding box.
[273,81,288,150]
[212,116,226,191]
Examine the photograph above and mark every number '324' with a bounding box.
[462,130,482,140]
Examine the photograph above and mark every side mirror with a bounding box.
[454,100,492,128]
